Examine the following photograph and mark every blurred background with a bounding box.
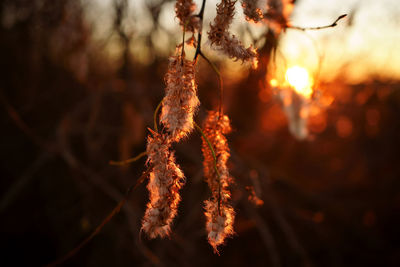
[1,0,400,266]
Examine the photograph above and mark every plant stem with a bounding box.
[109,151,147,166]
[199,51,224,117]
[194,121,222,214]
[153,100,163,132]
[45,168,151,267]
[193,0,207,61]
[289,14,347,31]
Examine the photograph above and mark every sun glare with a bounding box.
[270,78,278,87]
[285,66,313,98]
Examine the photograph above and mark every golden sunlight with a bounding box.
[285,66,313,98]
[270,78,278,87]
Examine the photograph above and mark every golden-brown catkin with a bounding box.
[208,0,258,68]
[175,0,200,33]
[160,49,200,142]
[141,130,185,238]
[201,111,235,253]
[241,0,263,23]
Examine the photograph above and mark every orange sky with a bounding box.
[280,0,400,83]
[89,0,400,83]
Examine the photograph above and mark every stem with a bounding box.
[153,100,163,132]
[181,20,187,64]
[194,122,222,214]
[289,14,347,31]
[199,51,224,117]
[190,0,224,118]
[45,168,151,267]
[193,0,207,61]
[109,151,147,166]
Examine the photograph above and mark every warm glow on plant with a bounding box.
[285,66,313,98]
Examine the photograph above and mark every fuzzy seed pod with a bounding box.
[241,0,263,23]
[141,130,185,238]
[175,0,200,33]
[160,50,200,142]
[204,199,235,252]
[201,111,235,252]
[208,0,258,67]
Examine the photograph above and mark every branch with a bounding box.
[153,99,163,132]
[289,14,347,31]
[193,0,207,61]
[109,151,147,166]
[0,151,52,213]
[0,90,55,152]
[45,168,151,267]
[198,51,224,116]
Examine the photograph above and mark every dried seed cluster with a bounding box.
[175,0,200,33]
[241,0,264,23]
[141,0,291,252]
[160,52,200,142]
[141,130,185,238]
[142,48,200,238]
[208,0,258,67]
[202,111,235,252]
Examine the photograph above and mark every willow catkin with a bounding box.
[175,0,200,33]
[241,0,263,23]
[141,130,185,238]
[208,0,258,68]
[142,48,199,237]
[202,111,235,252]
[160,51,200,142]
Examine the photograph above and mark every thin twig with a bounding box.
[198,51,224,117]
[0,91,54,152]
[0,152,52,213]
[153,99,163,132]
[181,20,187,64]
[190,0,224,117]
[1,92,153,265]
[109,151,147,166]
[194,122,222,214]
[45,168,151,267]
[245,203,281,267]
[193,0,207,61]
[289,14,347,31]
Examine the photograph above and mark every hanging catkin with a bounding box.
[208,0,258,67]
[201,111,235,252]
[141,130,185,238]
[160,51,200,142]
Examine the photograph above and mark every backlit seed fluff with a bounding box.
[204,199,235,252]
[241,0,263,23]
[175,0,200,33]
[141,130,185,238]
[208,0,258,67]
[202,111,232,192]
[202,111,235,252]
[160,50,200,142]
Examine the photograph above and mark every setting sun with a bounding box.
[285,66,313,98]
[270,78,278,87]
